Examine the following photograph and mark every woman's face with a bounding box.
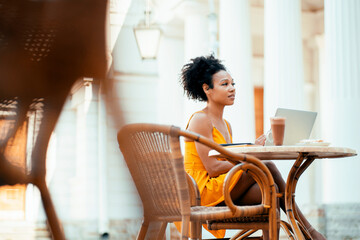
[206,70,235,105]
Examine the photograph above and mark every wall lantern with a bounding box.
[133,0,162,60]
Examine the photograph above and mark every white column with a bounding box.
[308,35,325,205]
[219,0,255,142]
[208,0,218,55]
[68,82,100,220]
[181,1,209,126]
[98,89,109,235]
[263,1,305,191]
[263,0,305,131]
[157,31,185,127]
[322,0,360,203]
[183,2,209,60]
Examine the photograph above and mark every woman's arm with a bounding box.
[188,113,235,178]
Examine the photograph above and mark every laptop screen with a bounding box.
[265,108,317,146]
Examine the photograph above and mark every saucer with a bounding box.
[295,141,331,147]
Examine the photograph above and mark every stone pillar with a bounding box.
[98,89,109,235]
[183,1,209,61]
[208,0,218,55]
[157,28,185,127]
[263,0,305,130]
[219,0,255,142]
[314,35,325,204]
[263,0,305,189]
[73,82,100,220]
[181,1,209,126]
[322,0,360,203]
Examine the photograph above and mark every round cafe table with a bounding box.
[209,145,357,240]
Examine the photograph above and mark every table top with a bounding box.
[209,145,357,160]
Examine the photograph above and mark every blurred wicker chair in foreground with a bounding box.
[117,123,279,240]
[0,0,107,239]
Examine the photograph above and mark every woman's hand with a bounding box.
[255,134,266,146]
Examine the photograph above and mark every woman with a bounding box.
[180,55,325,240]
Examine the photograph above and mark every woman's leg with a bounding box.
[229,171,279,240]
[230,170,261,203]
[263,161,326,240]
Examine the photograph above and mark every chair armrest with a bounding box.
[223,162,272,215]
[186,173,201,206]
[178,128,277,216]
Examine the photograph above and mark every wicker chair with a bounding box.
[0,0,107,239]
[117,123,279,240]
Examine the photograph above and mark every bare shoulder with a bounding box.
[225,119,233,135]
[187,112,213,138]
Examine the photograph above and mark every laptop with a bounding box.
[265,108,317,146]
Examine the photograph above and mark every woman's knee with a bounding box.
[263,161,281,176]
[236,183,263,205]
[263,160,277,170]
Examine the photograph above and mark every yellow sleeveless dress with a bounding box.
[183,111,243,238]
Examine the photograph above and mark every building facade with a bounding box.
[1,0,359,239]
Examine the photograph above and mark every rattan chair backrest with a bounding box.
[117,123,191,220]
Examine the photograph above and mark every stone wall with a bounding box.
[324,203,360,240]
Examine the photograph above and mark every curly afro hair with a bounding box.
[180,55,226,101]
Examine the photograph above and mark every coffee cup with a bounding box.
[270,117,286,146]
